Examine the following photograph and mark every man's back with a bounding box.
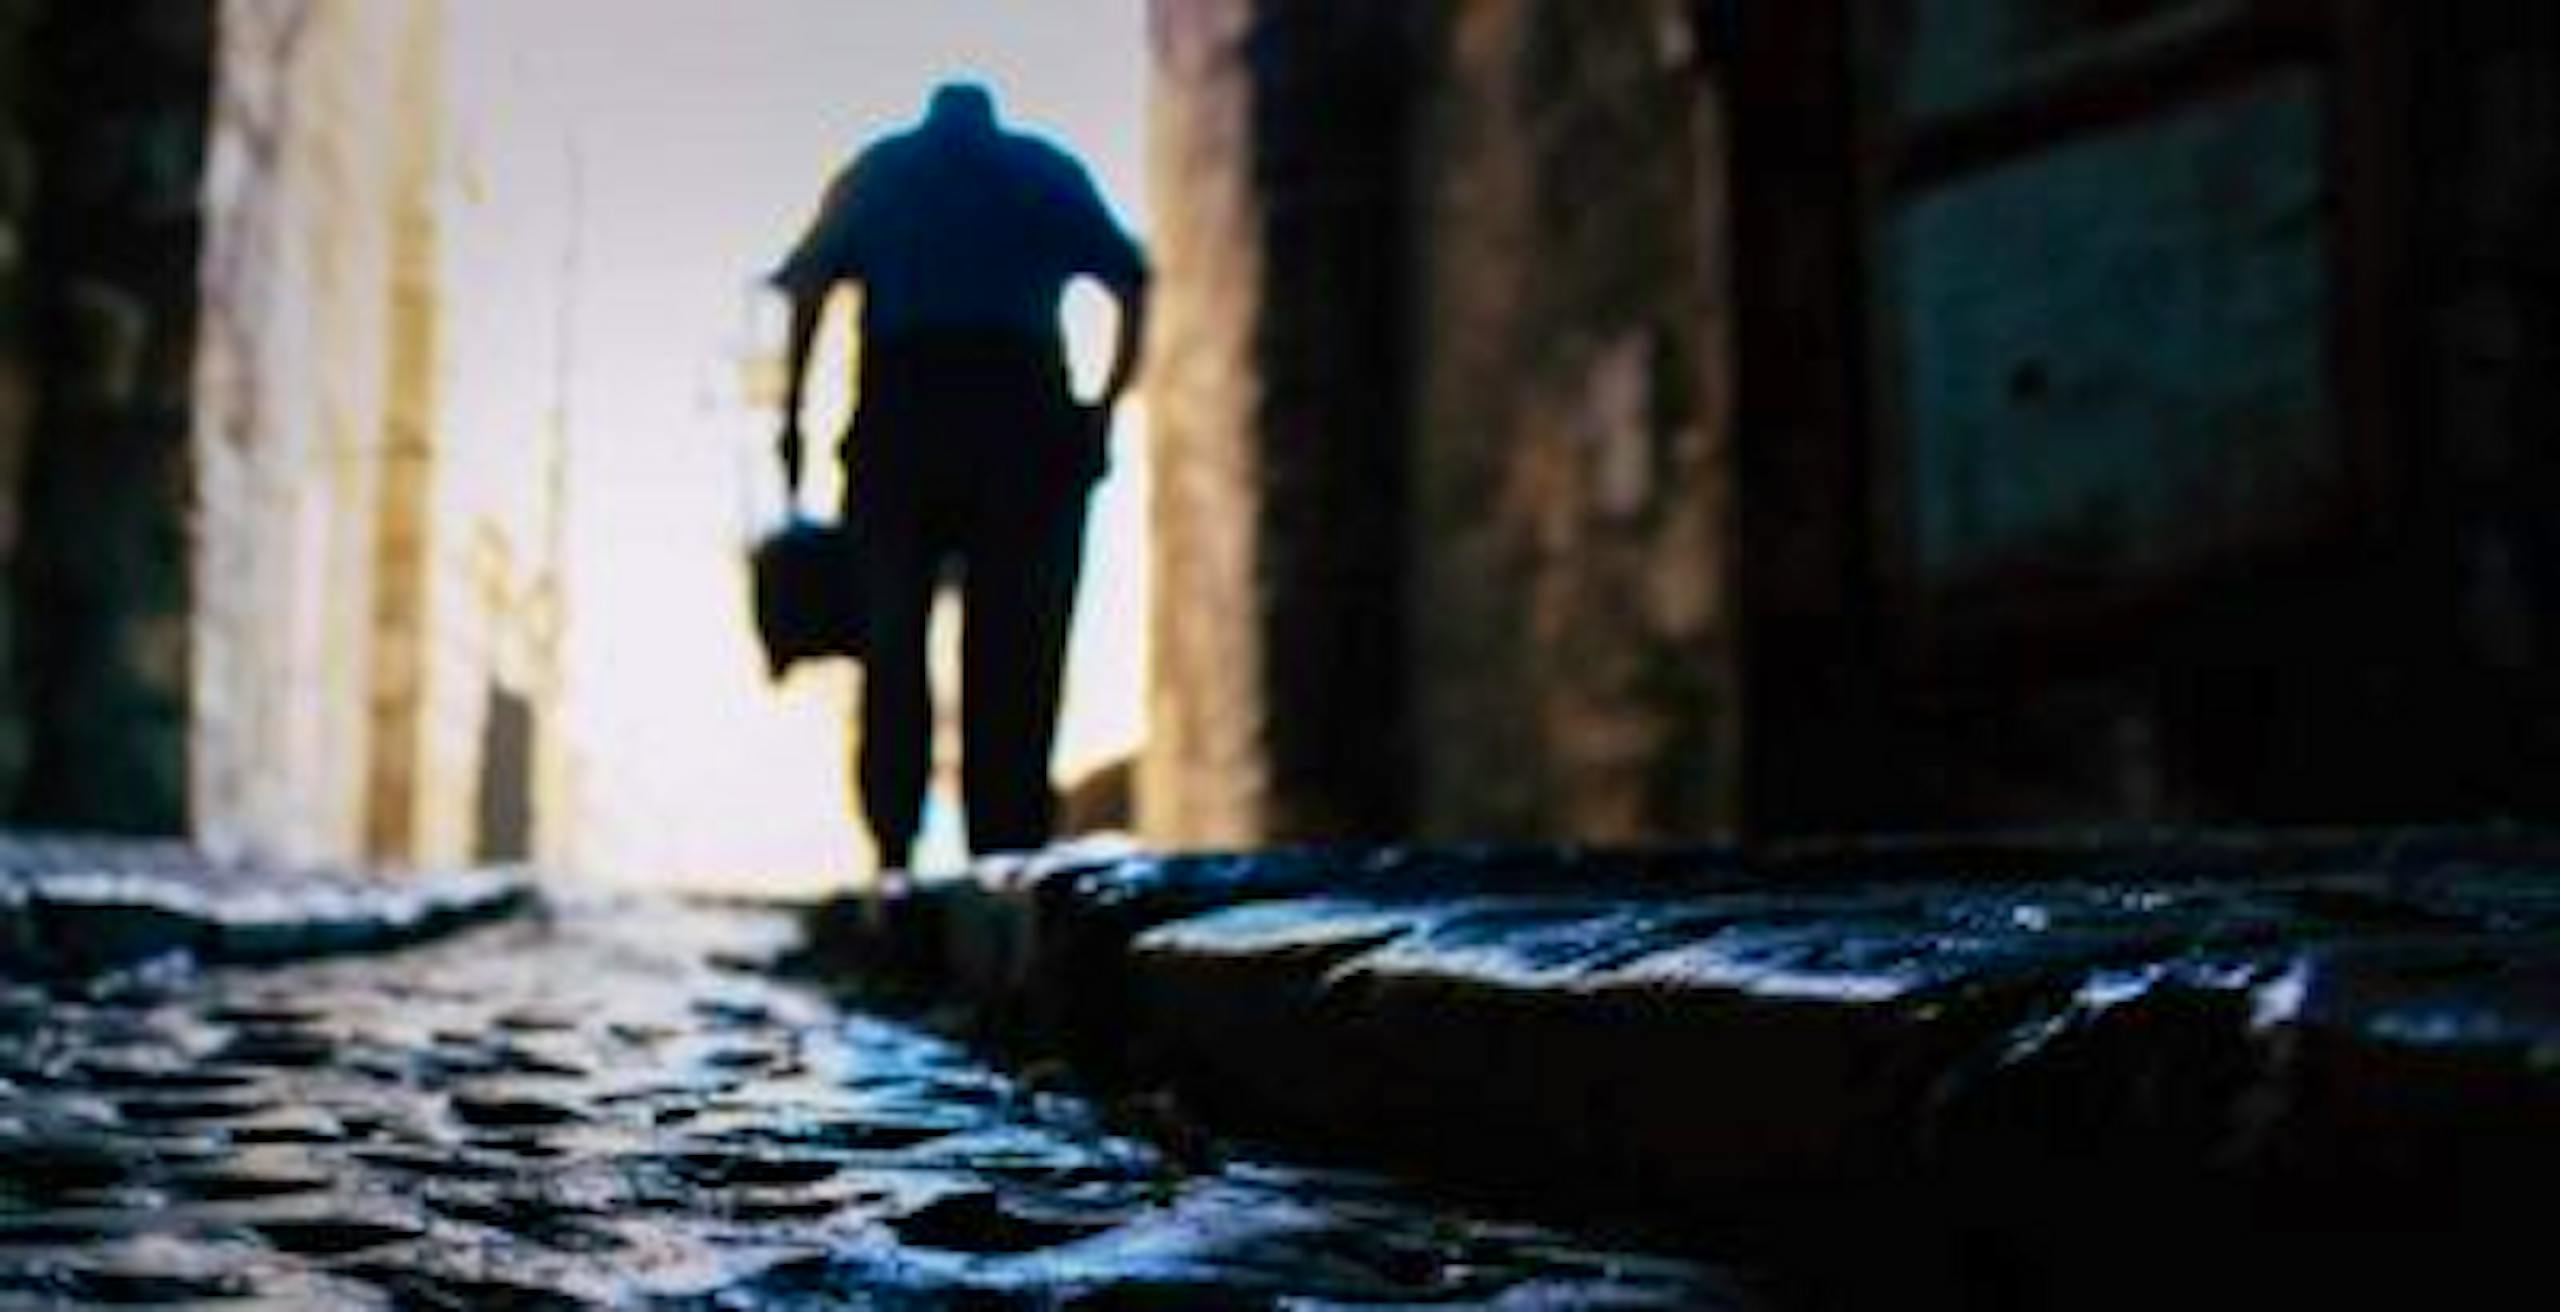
[777,91,1144,340]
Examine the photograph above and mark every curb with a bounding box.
[807,830,2560,1239]
[0,836,537,980]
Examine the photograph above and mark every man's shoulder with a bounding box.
[994,131,1091,185]
[849,130,928,179]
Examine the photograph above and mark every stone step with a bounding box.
[0,832,533,979]
[806,830,2560,1292]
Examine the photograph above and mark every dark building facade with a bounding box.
[1735,0,2560,832]
[0,0,210,834]
[1144,0,2560,846]
[1145,0,1743,847]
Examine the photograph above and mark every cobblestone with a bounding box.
[0,894,1747,1308]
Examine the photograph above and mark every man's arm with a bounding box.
[1095,275,1148,415]
[771,162,866,501]
[776,288,823,498]
[1041,149,1149,416]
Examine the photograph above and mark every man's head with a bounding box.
[925,82,999,138]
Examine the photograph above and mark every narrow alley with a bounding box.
[5,2,2559,1308]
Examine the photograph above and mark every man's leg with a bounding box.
[959,482,1088,855]
[856,497,935,873]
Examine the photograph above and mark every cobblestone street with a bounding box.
[0,895,1740,1309]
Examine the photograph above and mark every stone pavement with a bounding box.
[817,830,2560,1307]
[0,834,528,980]
[0,894,1747,1308]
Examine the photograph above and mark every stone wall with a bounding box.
[1142,0,1421,845]
[1133,0,2560,845]
[194,0,429,865]
[2,0,211,833]
[0,0,40,811]
[1142,0,1261,846]
[2417,3,2560,816]
[402,3,576,867]
[1405,0,1737,841]
[195,0,574,869]
[1143,0,1738,848]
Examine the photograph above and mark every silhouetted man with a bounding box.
[772,83,1147,871]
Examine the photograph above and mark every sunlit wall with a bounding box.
[196,0,447,869]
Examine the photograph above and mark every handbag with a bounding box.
[750,514,867,679]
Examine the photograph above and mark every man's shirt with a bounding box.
[772,121,1146,341]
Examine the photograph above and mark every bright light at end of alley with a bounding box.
[438,1,1150,894]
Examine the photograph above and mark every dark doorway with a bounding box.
[475,684,535,863]
[1729,0,2556,834]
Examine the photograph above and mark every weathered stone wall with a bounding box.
[0,1,41,810]
[3,0,211,833]
[195,0,574,869]
[2419,3,2560,816]
[1142,0,1421,845]
[194,0,429,865]
[402,5,577,867]
[1142,0,1263,846]
[1142,0,1738,848]
[1134,0,2560,843]
[352,0,446,864]
[1406,0,1737,841]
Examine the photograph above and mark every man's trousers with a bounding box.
[841,332,1095,868]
